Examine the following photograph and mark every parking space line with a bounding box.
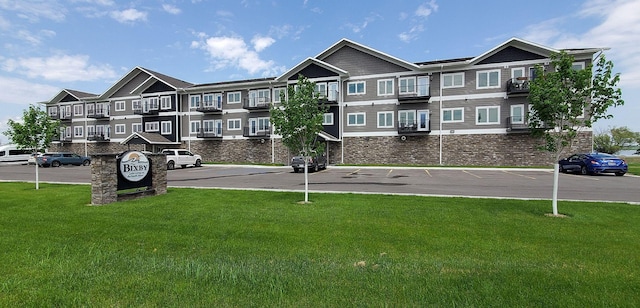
[424,169,432,177]
[347,169,360,176]
[463,170,482,178]
[562,173,600,181]
[386,169,393,177]
[502,170,536,180]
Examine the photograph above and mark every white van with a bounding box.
[0,144,33,164]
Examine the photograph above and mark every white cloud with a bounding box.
[15,29,56,45]
[110,8,148,24]
[0,76,58,105]
[252,35,275,52]
[2,54,118,82]
[345,14,382,34]
[192,35,284,76]
[162,4,181,15]
[398,25,424,43]
[415,0,438,18]
[0,0,67,22]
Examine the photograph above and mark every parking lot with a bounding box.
[1,163,638,204]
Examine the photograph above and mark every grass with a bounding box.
[622,155,640,175]
[1,182,639,306]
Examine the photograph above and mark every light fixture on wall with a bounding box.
[400,135,407,141]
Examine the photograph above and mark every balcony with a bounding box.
[87,133,110,142]
[54,136,73,143]
[506,77,530,95]
[243,97,271,110]
[59,113,72,121]
[397,120,431,134]
[506,116,529,133]
[196,102,222,113]
[196,128,222,139]
[398,85,431,102]
[133,104,159,115]
[242,126,271,138]
[317,90,339,104]
[87,109,110,119]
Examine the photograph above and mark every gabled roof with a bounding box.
[100,66,193,99]
[44,89,99,105]
[467,37,558,65]
[120,132,178,145]
[316,38,421,71]
[276,57,349,82]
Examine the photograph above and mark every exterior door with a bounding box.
[328,82,338,101]
[249,118,257,136]
[417,110,429,131]
[417,76,429,96]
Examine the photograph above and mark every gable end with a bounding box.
[478,46,546,65]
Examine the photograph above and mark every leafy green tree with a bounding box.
[4,104,60,189]
[270,75,328,203]
[529,51,623,216]
[593,130,620,154]
[610,126,638,149]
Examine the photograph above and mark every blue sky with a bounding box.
[1,0,639,145]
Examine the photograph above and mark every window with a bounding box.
[512,68,525,79]
[377,111,394,128]
[248,89,270,106]
[148,97,159,110]
[398,110,416,127]
[347,112,366,126]
[132,123,142,133]
[190,95,201,109]
[48,107,58,117]
[442,108,464,123]
[315,82,327,98]
[73,104,83,116]
[273,88,285,103]
[132,100,141,112]
[203,120,223,136]
[160,96,171,109]
[86,125,95,137]
[161,121,172,135]
[476,106,500,125]
[86,104,95,116]
[477,70,500,89]
[190,121,200,134]
[145,121,159,132]
[227,118,241,130]
[399,77,416,94]
[203,93,223,109]
[347,81,366,95]
[73,126,83,137]
[115,124,126,135]
[377,79,394,96]
[510,105,525,124]
[443,72,464,88]
[322,113,334,126]
[572,62,585,70]
[115,101,126,111]
[227,92,241,104]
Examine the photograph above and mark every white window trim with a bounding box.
[323,113,334,126]
[189,95,201,109]
[572,62,585,70]
[398,77,416,94]
[227,118,242,131]
[160,96,171,110]
[189,121,200,134]
[73,104,83,116]
[347,112,366,126]
[377,79,394,96]
[377,111,394,128]
[510,104,525,124]
[443,72,464,89]
[442,107,464,123]
[476,69,501,89]
[347,81,366,95]
[115,124,126,135]
[145,121,160,132]
[511,67,526,79]
[161,121,172,135]
[131,123,143,133]
[273,88,285,103]
[73,126,83,138]
[476,106,501,125]
[227,91,241,104]
[115,101,126,111]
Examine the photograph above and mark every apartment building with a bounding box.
[43,37,596,166]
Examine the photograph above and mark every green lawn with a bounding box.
[623,156,640,175]
[1,182,639,306]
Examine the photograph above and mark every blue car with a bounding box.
[559,153,627,176]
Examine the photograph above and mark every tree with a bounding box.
[593,130,620,154]
[528,51,623,216]
[270,75,328,203]
[4,104,60,190]
[594,126,638,154]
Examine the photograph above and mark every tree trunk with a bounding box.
[552,163,559,215]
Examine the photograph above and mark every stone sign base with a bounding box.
[91,153,167,205]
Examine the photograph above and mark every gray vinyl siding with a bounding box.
[112,72,151,98]
[323,46,410,76]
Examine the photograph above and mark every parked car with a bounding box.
[37,152,91,167]
[291,154,327,173]
[558,153,627,176]
[161,149,202,170]
[27,153,42,165]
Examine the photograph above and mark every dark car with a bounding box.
[291,154,327,173]
[37,152,91,167]
[559,153,627,176]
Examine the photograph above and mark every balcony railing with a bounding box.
[243,97,271,110]
[317,90,339,104]
[59,113,72,121]
[133,103,159,115]
[506,77,530,95]
[506,116,529,132]
[197,128,223,138]
[196,102,223,113]
[87,108,110,119]
[54,135,73,143]
[397,120,431,134]
[398,85,431,102]
[242,126,271,138]
[87,132,110,142]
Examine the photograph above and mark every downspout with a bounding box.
[270,81,275,164]
[439,64,443,165]
[340,77,345,164]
